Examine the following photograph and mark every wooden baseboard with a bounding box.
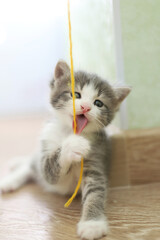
[109,128,160,187]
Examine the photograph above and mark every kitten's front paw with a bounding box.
[77,220,108,240]
[62,135,90,163]
[0,177,18,193]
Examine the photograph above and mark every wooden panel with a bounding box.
[109,133,130,187]
[125,128,160,185]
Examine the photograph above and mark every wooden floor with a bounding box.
[1,183,160,240]
[0,116,160,240]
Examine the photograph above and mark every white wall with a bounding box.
[0,0,67,115]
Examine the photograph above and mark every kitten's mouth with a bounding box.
[73,114,88,134]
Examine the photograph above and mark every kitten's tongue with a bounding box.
[73,114,88,134]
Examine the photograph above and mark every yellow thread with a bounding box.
[64,0,84,208]
[64,156,83,208]
[68,0,76,134]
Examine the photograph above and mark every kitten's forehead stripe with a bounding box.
[75,71,114,99]
[75,71,91,90]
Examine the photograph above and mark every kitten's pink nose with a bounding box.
[81,104,91,113]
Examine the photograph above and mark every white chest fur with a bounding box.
[38,120,82,195]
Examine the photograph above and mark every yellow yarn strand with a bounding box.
[67,0,76,134]
[64,0,84,208]
[64,158,83,207]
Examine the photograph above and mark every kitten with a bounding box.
[0,61,131,240]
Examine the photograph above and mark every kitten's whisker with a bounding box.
[95,123,101,138]
[88,112,105,128]
[96,119,105,128]
[87,112,97,118]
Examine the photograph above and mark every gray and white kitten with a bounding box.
[0,61,131,240]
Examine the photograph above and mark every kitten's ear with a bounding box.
[114,87,131,104]
[54,61,70,80]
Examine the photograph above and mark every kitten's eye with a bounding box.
[70,92,81,99]
[75,92,81,99]
[94,99,104,108]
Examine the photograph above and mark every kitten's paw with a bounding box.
[77,220,108,240]
[0,177,19,193]
[62,135,90,163]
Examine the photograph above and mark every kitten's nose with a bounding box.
[81,104,91,113]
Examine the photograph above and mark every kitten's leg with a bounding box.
[41,134,90,184]
[0,157,34,193]
[41,148,62,184]
[9,156,31,171]
[77,169,108,240]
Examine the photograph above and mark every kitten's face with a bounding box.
[50,61,131,133]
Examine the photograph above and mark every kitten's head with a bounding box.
[50,61,131,133]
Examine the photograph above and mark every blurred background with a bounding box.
[0,0,160,130]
